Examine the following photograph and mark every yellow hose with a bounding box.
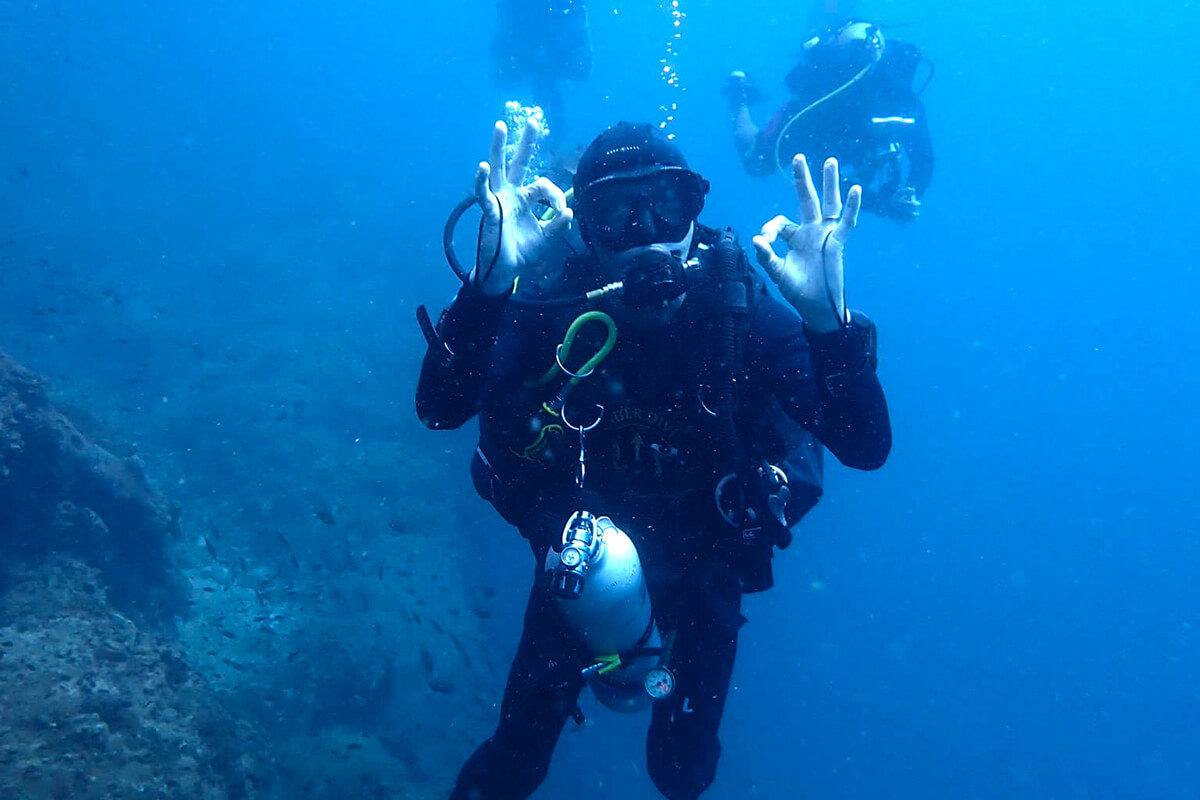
[773,60,875,181]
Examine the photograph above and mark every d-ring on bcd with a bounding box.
[562,402,604,487]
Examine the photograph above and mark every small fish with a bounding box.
[203,538,218,559]
[314,509,335,526]
[220,631,236,640]
[448,633,473,671]
[346,743,362,750]
[275,530,301,569]
[286,650,302,663]
[419,647,435,677]
[378,566,384,581]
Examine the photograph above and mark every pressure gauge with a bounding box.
[644,666,676,700]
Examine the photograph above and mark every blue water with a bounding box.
[2,0,1197,797]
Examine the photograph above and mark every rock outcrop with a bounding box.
[0,348,185,621]
[0,556,267,800]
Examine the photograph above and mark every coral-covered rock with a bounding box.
[0,346,500,798]
[0,348,184,621]
[0,557,269,800]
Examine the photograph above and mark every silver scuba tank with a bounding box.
[545,511,675,711]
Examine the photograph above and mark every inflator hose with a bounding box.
[443,194,478,285]
[442,195,595,308]
[713,230,745,436]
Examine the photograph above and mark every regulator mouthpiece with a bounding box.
[620,245,687,308]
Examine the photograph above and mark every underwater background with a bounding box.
[1,0,1197,797]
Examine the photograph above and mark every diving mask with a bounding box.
[578,167,708,251]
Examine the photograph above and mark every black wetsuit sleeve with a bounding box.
[415,285,510,430]
[747,98,808,176]
[752,296,891,470]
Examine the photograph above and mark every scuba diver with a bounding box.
[726,19,935,221]
[492,0,592,149]
[416,117,891,799]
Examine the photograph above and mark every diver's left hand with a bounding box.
[752,155,861,333]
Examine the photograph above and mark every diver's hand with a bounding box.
[471,119,573,295]
[885,186,921,220]
[722,70,763,110]
[752,155,861,334]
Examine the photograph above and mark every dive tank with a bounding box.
[545,511,674,711]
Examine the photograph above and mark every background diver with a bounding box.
[492,0,592,150]
[726,18,935,221]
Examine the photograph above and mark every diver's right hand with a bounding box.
[722,70,763,110]
[884,187,921,221]
[471,119,573,295]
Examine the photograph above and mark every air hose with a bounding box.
[442,194,478,285]
[443,189,627,309]
[773,60,876,180]
[712,230,746,429]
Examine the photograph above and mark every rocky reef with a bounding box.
[0,557,265,800]
[0,347,497,798]
[0,349,185,622]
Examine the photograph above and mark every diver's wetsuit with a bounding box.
[416,226,891,800]
[746,41,933,218]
